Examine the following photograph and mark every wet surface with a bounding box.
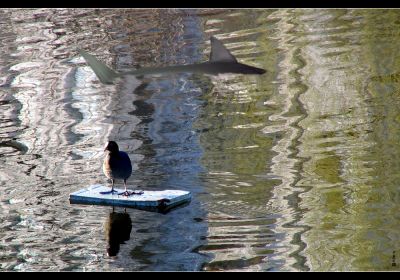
[1,9,400,271]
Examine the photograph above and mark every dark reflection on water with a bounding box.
[2,8,400,271]
[105,208,132,257]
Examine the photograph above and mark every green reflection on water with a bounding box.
[296,9,400,271]
[195,8,400,271]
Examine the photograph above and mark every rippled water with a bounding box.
[1,8,400,271]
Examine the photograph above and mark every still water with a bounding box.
[1,8,400,271]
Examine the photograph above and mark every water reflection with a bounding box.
[0,9,210,271]
[2,8,400,272]
[105,208,132,257]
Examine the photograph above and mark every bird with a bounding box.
[101,141,141,196]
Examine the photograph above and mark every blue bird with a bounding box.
[101,141,140,196]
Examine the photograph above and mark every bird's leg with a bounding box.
[111,179,116,192]
[119,179,143,196]
[119,179,132,196]
[100,179,118,195]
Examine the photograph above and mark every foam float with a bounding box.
[69,184,191,213]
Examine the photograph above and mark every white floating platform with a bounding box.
[69,185,192,212]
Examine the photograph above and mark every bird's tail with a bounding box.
[78,49,120,84]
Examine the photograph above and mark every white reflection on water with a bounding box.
[259,9,306,271]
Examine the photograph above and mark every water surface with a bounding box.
[1,8,400,271]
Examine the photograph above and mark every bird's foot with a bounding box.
[119,190,144,196]
[100,189,119,195]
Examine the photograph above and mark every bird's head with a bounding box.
[104,141,119,153]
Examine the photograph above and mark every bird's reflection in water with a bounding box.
[104,207,132,257]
